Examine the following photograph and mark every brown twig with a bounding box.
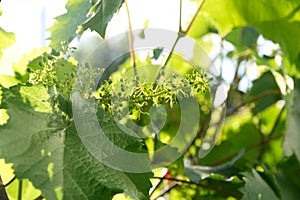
[0,176,9,200]
[149,169,168,197]
[34,195,45,200]
[0,176,16,188]
[210,133,284,166]
[183,0,206,34]
[151,176,242,198]
[151,181,178,200]
[226,90,282,116]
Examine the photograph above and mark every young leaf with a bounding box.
[0,27,15,60]
[48,0,92,51]
[0,74,19,88]
[82,0,124,38]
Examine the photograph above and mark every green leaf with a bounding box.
[283,78,300,161]
[169,175,243,199]
[65,107,153,200]
[48,0,92,51]
[187,14,217,39]
[189,0,300,67]
[0,85,65,199]
[64,124,152,200]
[82,0,124,38]
[199,120,261,166]
[274,155,300,200]
[0,27,15,60]
[257,104,285,169]
[0,74,19,88]
[256,55,279,71]
[6,179,42,200]
[0,85,152,199]
[185,149,244,182]
[12,48,49,79]
[282,55,300,78]
[241,169,280,200]
[225,26,259,52]
[152,48,164,60]
[248,71,282,114]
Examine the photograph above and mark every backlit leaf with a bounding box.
[82,0,124,38]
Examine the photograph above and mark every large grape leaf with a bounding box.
[283,78,300,161]
[189,0,300,66]
[0,85,152,199]
[48,0,92,51]
[0,27,15,60]
[64,124,152,200]
[82,0,124,38]
[241,169,280,200]
[0,85,64,199]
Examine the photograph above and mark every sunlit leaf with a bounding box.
[0,85,152,199]
[0,74,19,88]
[82,0,124,38]
[0,85,64,199]
[0,28,15,61]
[48,0,92,51]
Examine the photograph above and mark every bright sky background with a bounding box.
[0,0,198,75]
[0,0,67,74]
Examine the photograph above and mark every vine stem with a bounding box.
[125,0,139,86]
[152,182,178,200]
[210,133,284,166]
[154,0,206,82]
[18,180,22,200]
[179,0,183,32]
[226,89,282,116]
[150,1,208,196]
[0,176,9,200]
[151,176,242,198]
[183,0,206,34]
